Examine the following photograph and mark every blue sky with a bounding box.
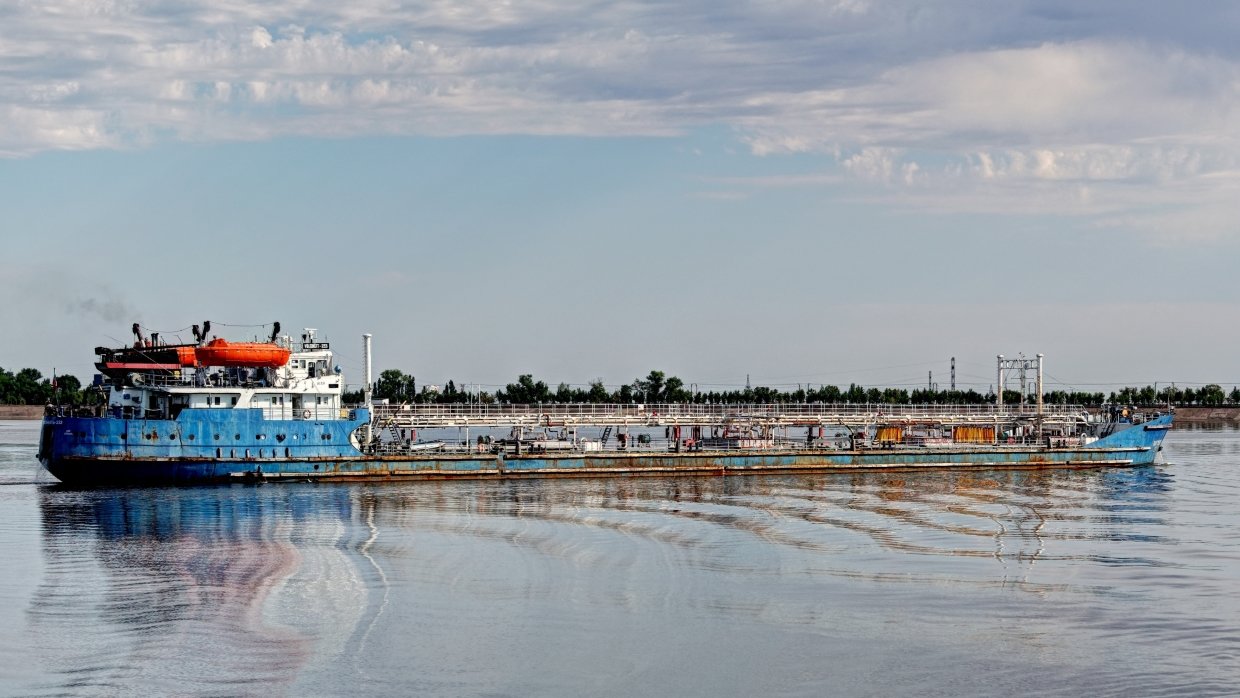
[3,1,1240,395]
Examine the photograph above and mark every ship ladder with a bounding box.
[387,422,403,451]
[600,425,613,446]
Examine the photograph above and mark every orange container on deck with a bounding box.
[876,426,904,442]
[952,426,996,444]
[195,339,291,368]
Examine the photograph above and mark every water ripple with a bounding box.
[1,423,1238,696]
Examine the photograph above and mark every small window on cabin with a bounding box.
[272,396,278,405]
[316,396,321,404]
[214,396,221,406]
[231,397,238,406]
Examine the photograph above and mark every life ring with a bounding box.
[301,409,312,419]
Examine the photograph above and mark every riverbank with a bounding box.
[0,406,42,420]
[1166,406,1240,424]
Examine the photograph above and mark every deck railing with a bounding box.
[367,402,1092,428]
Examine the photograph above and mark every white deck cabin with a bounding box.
[106,329,349,421]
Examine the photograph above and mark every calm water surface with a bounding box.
[1,419,1237,696]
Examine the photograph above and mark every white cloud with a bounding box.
[2,2,1240,236]
[0,106,114,156]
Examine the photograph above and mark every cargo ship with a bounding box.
[38,325,1173,486]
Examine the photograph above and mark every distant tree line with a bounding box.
[13,363,1233,408]
[0,367,85,405]
[349,369,1240,408]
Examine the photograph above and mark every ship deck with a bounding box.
[369,402,1090,429]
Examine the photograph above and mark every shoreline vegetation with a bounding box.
[4,366,1237,410]
[356,369,1236,410]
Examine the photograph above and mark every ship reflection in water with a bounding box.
[32,485,370,695]
[24,463,1236,697]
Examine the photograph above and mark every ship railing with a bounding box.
[124,372,287,391]
[257,406,342,421]
[368,402,1088,427]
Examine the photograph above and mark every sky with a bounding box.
[3,0,1240,396]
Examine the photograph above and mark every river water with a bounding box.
[1,420,1237,696]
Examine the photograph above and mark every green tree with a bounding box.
[13,368,46,404]
[499,374,551,403]
[663,375,688,402]
[587,380,609,402]
[1199,384,1226,406]
[53,374,83,405]
[615,384,634,403]
[375,369,416,403]
[633,370,665,402]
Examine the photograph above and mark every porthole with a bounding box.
[187,434,195,441]
[234,433,241,440]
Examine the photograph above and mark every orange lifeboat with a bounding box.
[195,338,291,368]
[173,346,198,367]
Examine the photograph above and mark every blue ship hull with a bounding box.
[38,410,1174,486]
